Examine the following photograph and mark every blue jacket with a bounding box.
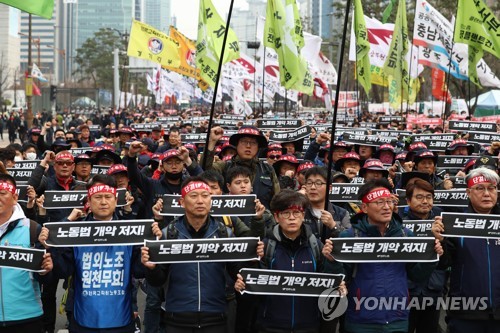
[257,224,340,331]
[0,217,43,324]
[50,214,145,330]
[440,204,500,320]
[145,216,239,314]
[340,213,435,327]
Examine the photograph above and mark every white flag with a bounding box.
[32,63,48,82]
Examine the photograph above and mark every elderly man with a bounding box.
[324,179,443,333]
[0,174,53,333]
[433,167,500,333]
[142,176,264,333]
[204,125,280,209]
[39,174,152,333]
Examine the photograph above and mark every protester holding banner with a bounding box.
[28,150,87,333]
[156,127,182,153]
[39,174,152,333]
[234,189,345,333]
[303,166,350,241]
[73,154,93,183]
[334,152,362,180]
[324,179,443,333]
[433,168,500,332]
[142,176,264,333]
[0,173,53,333]
[203,125,280,209]
[401,178,447,333]
[410,150,453,190]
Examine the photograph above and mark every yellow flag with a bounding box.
[196,0,240,87]
[168,26,209,91]
[127,19,181,68]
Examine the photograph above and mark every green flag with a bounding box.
[354,0,371,95]
[454,0,500,87]
[196,0,240,88]
[383,0,409,103]
[264,0,313,94]
[381,0,397,24]
[0,0,53,19]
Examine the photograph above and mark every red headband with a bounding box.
[181,181,211,198]
[277,205,304,214]
[468,175,495,188]
[362,188,392,203]
[88,184,117,198]
[55,153,74,161]
[0,182,16,195]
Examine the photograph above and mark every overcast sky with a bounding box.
[171,0,248,39]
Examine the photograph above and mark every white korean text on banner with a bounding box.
[0,246,46,273]
[441,212,500,239]
[160,194,257,216]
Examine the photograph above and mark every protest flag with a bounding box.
[353,0,371,95]
[0,0,53,19]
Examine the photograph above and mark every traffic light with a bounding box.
[50,85,57,101]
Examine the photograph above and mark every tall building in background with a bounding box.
[231,0,266,54]
[0,4,21,93]
[309,0,335,40]
[20,9,56,76]
[142,0,171,32]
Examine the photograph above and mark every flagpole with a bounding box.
[324,0,352,211]
[406,41,415,116]
[26,14,34,129]
[202,0,236,170]
[443,8,460,122]
[261,46,266,117]
[284,89,288,117]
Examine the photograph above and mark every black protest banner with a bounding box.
[371,129,411,138]
[359,122,377,128]
[88,125,102,132]
[336,127,368,136]
[7,160,41,182]
[441,212,500,239]
[423,140,452,152]
[329,184,363,203]
[467,131,500,145]
[255,119,302,129]
[342,133,393,146]
[269,126,311,142]
[132,123,161,131]
[402,220,434,237]
[449,120,496,133]
[158,116,180,123]
[396,189,469,207]
[0,246,46,273]
[70,148,93,156]
[44,219,156,247]
[181,133,208,144]
[220,114,245,121]
[145,237,259,263]
[161,194,257,216]
[239,268,345,297]
[447,176,467,188]
[437,156,495,170]
[90,165,110,176]
[379,116,404,123]
[330,237,439,262]
[412,133,456,142]
[15,184,29,203]
[42,189,127,209]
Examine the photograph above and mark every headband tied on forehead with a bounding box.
[0,182,16,195]
[467,175,495,188]
[362,188,392,203]
[88,184,117,198]
[181,181,211,198]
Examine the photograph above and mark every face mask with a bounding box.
[26,152,37,160]
[164,171,183,181]
[14,156,23,162]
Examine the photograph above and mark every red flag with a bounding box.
[431,68,451,104]
[32,81,42,96]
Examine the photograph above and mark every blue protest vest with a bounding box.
[73,245,133,329]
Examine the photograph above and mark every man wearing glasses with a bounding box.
[327,179,443,333]
[302,166,350,242]
[204,125,280,210]
[433,168,500,333]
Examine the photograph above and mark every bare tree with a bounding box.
[0,52,11,106]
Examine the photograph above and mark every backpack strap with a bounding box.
[264,239,276,269]
[307,233,321,267]
[222,216,234,233]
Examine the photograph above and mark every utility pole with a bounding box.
[26,14,34,128]
[113,48,120,110]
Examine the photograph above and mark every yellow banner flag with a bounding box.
[196,0,240,88]
[168,26,209,91]
[127,19,181,68]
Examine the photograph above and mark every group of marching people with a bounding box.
[0,110,498,333]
